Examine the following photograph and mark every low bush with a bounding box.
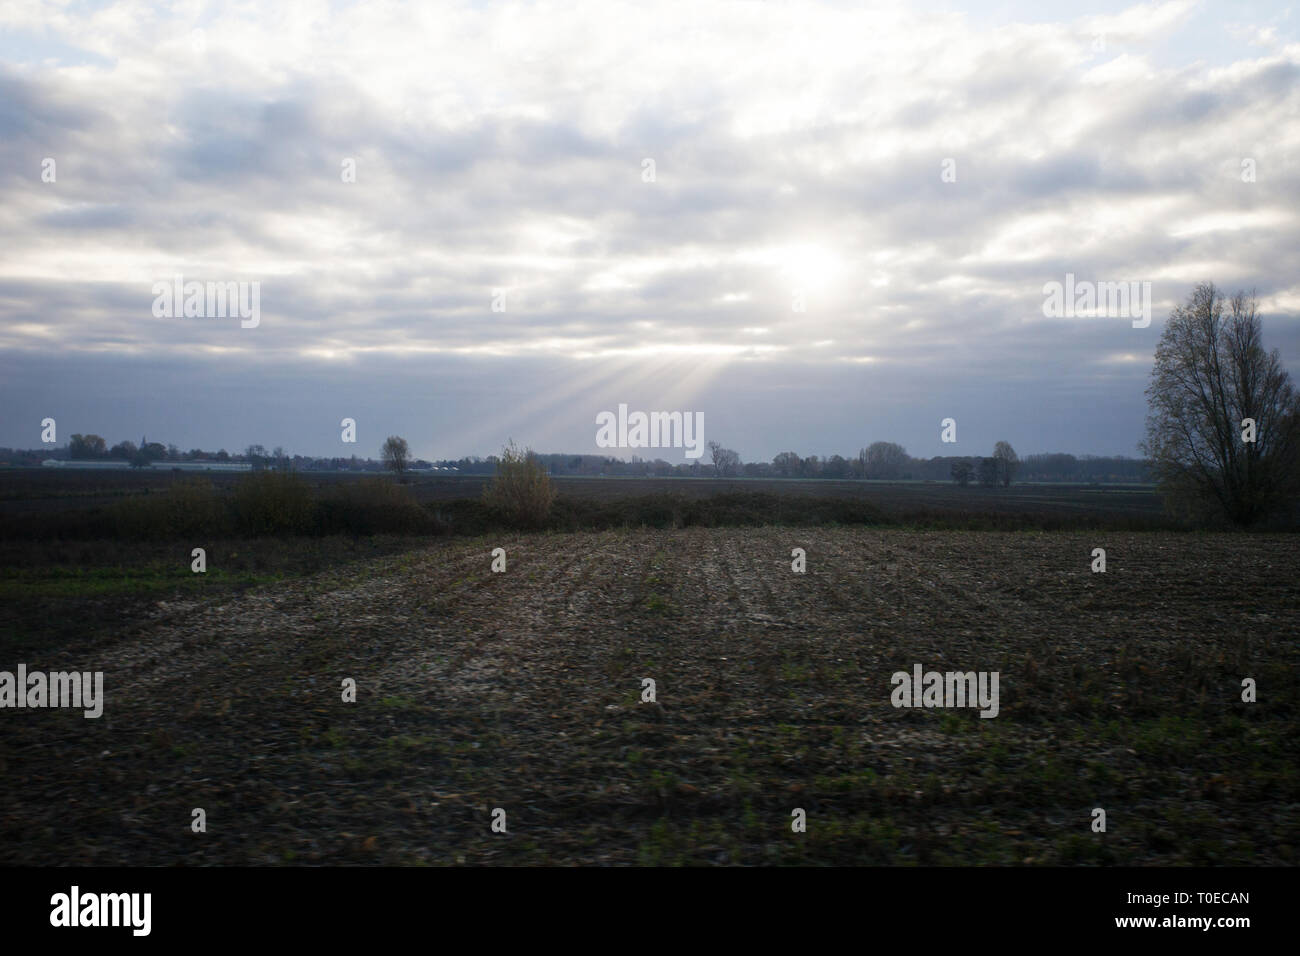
[317,477,437,534]
[481,441,556,528]
[231,471,313,535]
[109,478,226,539]
[0,477,1215,541]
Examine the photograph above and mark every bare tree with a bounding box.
[862,441,908,479]
[708,441,741,477]
[992,441,1018,487]
[724,448,741,476]
[381,435,410,476]
[1142,283,1300,524]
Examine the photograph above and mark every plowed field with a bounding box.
[3,528,1296,865]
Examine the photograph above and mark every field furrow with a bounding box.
[2,528,1297,866]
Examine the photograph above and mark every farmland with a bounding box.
[0,467,1167,523]
[2,525,1296,866]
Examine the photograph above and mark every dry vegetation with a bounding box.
[2,527,1296,865]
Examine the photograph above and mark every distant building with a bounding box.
[150,461,251,472]
[41,459,251,472]
[42,459,129,469]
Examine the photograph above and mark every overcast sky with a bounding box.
[1,0,1298,462]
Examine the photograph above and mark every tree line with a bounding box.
[7,435,1150,484]
[422,443,1149,484]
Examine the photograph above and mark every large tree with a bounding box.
[68,434,107,459]
[772,451,802,478]
[823,454,851,478]
[992,441,1018,487]
[381,435,410,475]
[861,441,908,479]
[707,441,741,477]
[951,459,973,487]
[1141,283,1300,525]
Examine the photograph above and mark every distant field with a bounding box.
[0,468,1165,522]
[2,527,1295,865]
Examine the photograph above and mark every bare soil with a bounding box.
[2,528,1296,865]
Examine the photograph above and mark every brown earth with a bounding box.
[2,528,1296,865]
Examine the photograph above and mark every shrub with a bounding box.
[111,477,224,538]
[317,477,435,534]
[481,440,556,528]
[164,476,225,534]
[231,470,313,535]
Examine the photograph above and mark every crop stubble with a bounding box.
[2,528,1296,865]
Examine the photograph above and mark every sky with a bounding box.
[1,0,1298,463]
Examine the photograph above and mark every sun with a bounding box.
[779,243,844,292]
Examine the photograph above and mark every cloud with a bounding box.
[0,0,1297,458]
